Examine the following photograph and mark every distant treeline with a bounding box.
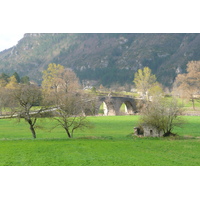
[75,68,134,86]
[0,72,30,87]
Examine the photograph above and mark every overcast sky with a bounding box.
[0,0,198,53]
[0,33,25,52]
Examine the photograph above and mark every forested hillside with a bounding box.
[0,33,200,87]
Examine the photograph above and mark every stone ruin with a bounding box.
[134,125,164,137]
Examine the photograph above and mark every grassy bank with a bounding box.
[0,115,200,166]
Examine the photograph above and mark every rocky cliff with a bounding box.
[0,33,199,87]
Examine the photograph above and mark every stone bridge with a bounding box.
[91,96,139,116]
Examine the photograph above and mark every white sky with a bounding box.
[0,1,199,53]
[0,33,24,52]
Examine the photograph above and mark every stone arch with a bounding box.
[96,96,138,116]
[106,100,116,116]
[102,102,108,116]
[97,97,117,116]
[123,101,135,115]
[98,101,108,116]
[96,100,110,116]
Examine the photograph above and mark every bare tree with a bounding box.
[42,63,94,138]
[50,92,93,138]
[139,97,185,136]
[9,84,47,139]
[174,60,200,110]
[59,68,81,93]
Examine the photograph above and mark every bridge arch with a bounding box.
[98,101,108,116]
[119,101,135,115]
[84,96,139,116]
[97,100,117,116]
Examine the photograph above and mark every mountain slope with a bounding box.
[0,33,200,87]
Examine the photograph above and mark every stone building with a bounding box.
[134,125,164,137]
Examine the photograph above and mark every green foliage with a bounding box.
[76,68,133,87]
[139,98,185,135]
[20,76,30,84]
[0,73,9,82]
[133,66,157,99]
[0,72,30,86]
[13,72,20,83]
[91,86,96,93]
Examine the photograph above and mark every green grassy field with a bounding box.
[0,115,200,166]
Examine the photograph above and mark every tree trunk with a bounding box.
[65,128,71,138]
[163,131,176,137]
[192,98,196,110]
[26,118,36,139]
[30,125,36,139]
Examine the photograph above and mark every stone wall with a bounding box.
[134,126,164,137]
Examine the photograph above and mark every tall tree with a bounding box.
[133,67,157,100]
[20,76,30,84]
[9,84,46,139]
[42,63,91,138]
[5,75,18,89]
[49,92,93,138]
[42,63,80,93]
[13,72,20,83]
[148,82,163,100]
[0,73,9,82]
[174,60,200,110]
[42,63,64,93]
[59,68,80,93]
[0,73,9,87]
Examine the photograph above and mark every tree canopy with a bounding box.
[42,63,80,94]
[174,60,200,110]
[139,97,185,136]
[133,67,157,100]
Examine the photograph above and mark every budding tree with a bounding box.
[42,63,93,138]
[139,97,185,136]
[133,67,157,100]
[50,92,94,138]
[42,63,80,93]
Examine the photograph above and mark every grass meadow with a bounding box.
[0,115,200,166]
